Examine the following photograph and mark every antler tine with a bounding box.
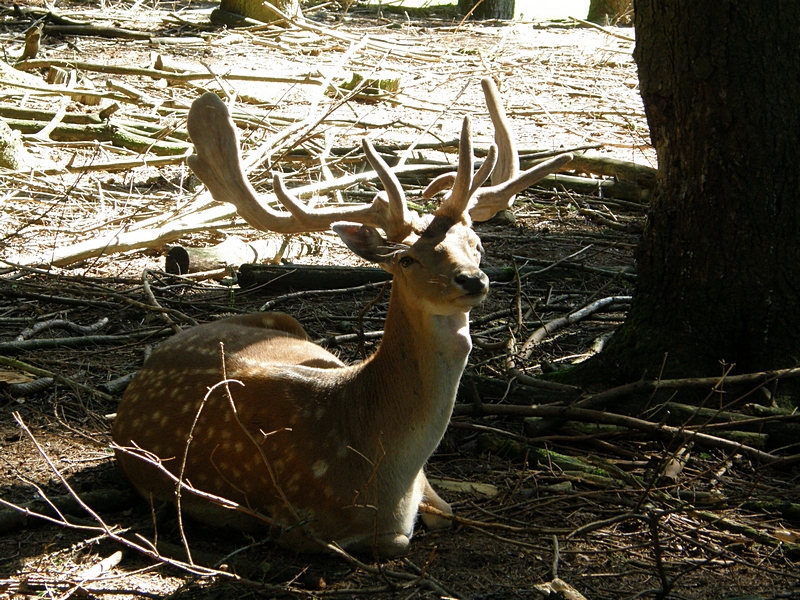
[469,143,498,198]
[466,78,573,222]
[361,138,415,241]
[421,141,497,204]
[481,77,519,187]
[430,80,524,223]
[469,152,574,222]
[272,173,392,232]
[436,116,475,220]
[421,172,457,199]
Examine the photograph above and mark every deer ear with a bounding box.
[331,222,389,264]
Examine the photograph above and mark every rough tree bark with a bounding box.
[588,1,800,382]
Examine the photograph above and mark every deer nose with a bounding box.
[454,270,489,295]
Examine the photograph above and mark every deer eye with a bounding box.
[399,255,415,268]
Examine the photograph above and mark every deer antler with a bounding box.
[186,92,418,238]
[186,86,570,239]
[423,78,573,223]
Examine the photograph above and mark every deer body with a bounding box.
[113,216,487,556]
[113,310,467,554]
[112,88,571,556]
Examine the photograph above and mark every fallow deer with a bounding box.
[112,85,572,556]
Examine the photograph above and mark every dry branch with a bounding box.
[10,161,463,268]
[0,330,170,353]
[15,58,326,86]
[578,366,800,410]
[0,355,115,401]
[164,236,313,275]
[43,24,152,40]
[0,103,104,124]
[0,489,135,534]
[519,295,632,358]
[454,403,781,464]
[7,203,227,267]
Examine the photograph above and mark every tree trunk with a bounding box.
[458,0,515,20]
[219,0,301,22]
[591,1,800,382]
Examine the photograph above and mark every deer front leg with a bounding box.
[373,532,412,557]
[343,531,411,557]
[418,472,453,531]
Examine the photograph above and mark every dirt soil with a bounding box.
[1,2,799,599]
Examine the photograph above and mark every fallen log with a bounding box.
[561,151,658,189]
[4,119,190,155]
[239,263,392,291]
[164,236,313,276]
[237,263,631,291]
[540,172,651,203]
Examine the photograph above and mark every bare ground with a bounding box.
[1,2,799,599]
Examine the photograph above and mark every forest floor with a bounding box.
[1,1,799,599]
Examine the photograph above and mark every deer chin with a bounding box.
[459,290,488,306]
[422,293,486,318]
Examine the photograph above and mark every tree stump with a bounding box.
[458,0,515,21]
[587,0,633,25]
[218,0,301,23]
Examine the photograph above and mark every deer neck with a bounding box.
[352,285,472,458]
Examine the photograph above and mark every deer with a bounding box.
[111,83,572,557]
